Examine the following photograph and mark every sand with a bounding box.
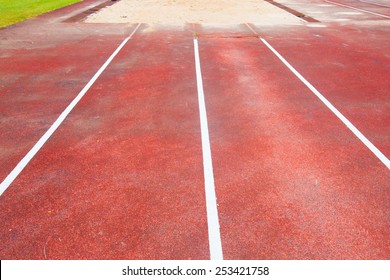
[85,0,303,26]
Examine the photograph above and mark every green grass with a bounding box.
[0,0,82,28]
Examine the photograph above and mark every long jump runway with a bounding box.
[0,0,389,259]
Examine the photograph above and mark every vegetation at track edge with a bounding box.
[0,0,82,28]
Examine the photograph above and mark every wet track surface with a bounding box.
[0,0,389,259]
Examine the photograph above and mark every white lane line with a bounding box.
[193,38,224,260]
[0,23,142,197]
[245,23,390,170]
[358,0,390,8]
[325,0,390,18]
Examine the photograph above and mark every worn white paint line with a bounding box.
[325,0,390,18]
[358,0,390,8]
[0,23,142,196]
[193,38,224,260]
[245,23,390,170]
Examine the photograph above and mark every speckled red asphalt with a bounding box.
[0,0,389,259]
[0,23,209,259]
[254,24,390,157]
[198,34,389,259]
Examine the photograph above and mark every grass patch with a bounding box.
[0,0,82,28]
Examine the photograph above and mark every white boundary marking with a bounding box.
[358,0,390,8]
[193,38,224,260]
[325,0,390,18]
[0,23,142,196]
[245,23,390,170]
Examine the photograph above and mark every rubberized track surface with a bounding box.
[0,0,389,259]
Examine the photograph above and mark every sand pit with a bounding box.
[85,0,303,26]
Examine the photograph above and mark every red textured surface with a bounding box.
[0,0,389,260]
[198,35,389,259]
[0,0,134,183]
[0,28,209,259]
[0,34,127,181]
[325,0,390,17]
[254,24,390,157]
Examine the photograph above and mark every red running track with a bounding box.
[253,24,390,157]
[0,1,389,260]
[0,27,210,259]
[0,32,129,182]
[198,32,389,259]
